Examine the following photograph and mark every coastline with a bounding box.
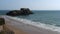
[0,15,28,34]
[1,15,60,34]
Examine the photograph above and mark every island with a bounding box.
[6,8,33,16]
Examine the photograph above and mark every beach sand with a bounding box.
[0,16,28,34]
[2,16,60,34]
[4,25,28,34]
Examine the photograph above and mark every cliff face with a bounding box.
[6,8,33,16]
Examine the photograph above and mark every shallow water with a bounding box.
[0,10,60,27]
[17,10,60,27]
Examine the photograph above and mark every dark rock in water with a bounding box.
[6,8,33,16]
[0,18,5,25]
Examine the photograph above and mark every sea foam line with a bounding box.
[3,15,60,32]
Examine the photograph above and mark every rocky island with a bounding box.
[6,8,33,16]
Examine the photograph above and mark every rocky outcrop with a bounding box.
[0,18,5,25]
[6,8,33,16]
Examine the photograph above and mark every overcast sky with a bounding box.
[0,0,60,10]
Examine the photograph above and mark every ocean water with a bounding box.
[0,10,60,27]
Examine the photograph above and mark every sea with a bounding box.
[0,10,60,27]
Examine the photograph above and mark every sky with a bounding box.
[0,0,60,10]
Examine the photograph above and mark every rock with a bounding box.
[6,8,33,16]
[0,18,5,25]
[20,8,33,14]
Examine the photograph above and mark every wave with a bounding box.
[4,16,60,32]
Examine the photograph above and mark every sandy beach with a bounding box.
[1,16,60,34]
[0,16,28,34]
[4,25,28,34]
[5,19,28,34]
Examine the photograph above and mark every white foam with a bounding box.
[3,15,60,32]
[2,15,60,34]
